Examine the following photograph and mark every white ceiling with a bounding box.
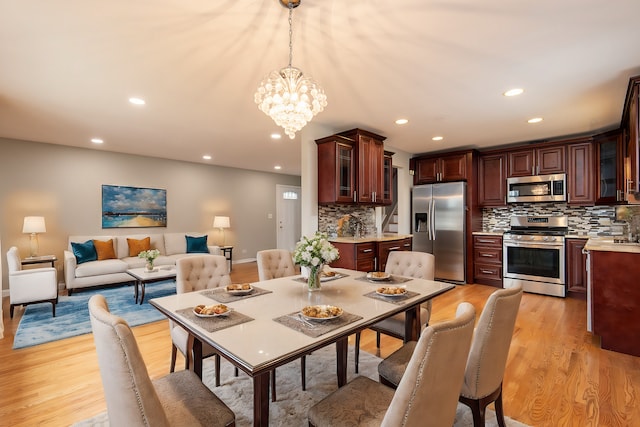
[2,0,640,176]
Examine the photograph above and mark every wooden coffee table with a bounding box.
[126,266,177,304]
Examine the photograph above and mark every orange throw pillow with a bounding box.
[127,237,151,257]
[93,239,116,260]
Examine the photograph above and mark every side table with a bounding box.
[220,246,233,272]
[21,254,57,268]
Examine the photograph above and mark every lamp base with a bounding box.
[29,233,39,257]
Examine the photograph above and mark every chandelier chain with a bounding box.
[288,2,293,68]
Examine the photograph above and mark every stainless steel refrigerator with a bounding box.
[412,182,466,283]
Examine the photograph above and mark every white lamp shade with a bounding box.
[22,216,46,234]
[213,216,230,229]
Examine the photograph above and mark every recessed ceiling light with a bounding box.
[128,97,146,105]
[90,138,104,144]
[271,133,282,139]
[528,117,543,124]
[274,165,282,170]
[504,88,524,97]
[395,119,409,125]
[432,136,444,141]
[202,155,212,160]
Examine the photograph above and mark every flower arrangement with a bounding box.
[138,249,160,269]
[293,232,339,290]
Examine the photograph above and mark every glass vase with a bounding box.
[307,265,322,292]
[145,261,155,272]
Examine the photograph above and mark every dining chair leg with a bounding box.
[354,332,361,374]
[301,355,307,390]
[494,385,506,427]
[170,344,177,373]
[376,331,381,348]
[234,367,239,377]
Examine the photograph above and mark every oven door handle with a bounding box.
[503,242,564,249]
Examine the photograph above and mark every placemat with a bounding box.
[363,290,420,305]
[292,272,348,284]
[200,286,272,303]
[355,275,413,285]
[273,311,363,338]
[176,307,254,332]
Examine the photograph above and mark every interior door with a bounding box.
[276,185,302,252]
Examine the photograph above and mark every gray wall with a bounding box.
[0,137,300,291]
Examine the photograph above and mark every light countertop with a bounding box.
[584,237,640,254]
[472,231,505,236]
[329,234,412,244]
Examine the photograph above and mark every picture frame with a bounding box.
[102,185,167,228]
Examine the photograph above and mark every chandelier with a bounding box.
[254,0,327,139]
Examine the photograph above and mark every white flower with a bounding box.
[293,232,340,269]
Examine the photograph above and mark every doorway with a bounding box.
[276,185,302,252]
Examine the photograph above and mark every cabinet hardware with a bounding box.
[362,249,373,253]
[480,253,495,257]
[388,246,401,251]
[353,191,357,202]
[476,239,494,243]
[480,269,494,274]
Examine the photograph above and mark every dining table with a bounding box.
[149,268,455,427]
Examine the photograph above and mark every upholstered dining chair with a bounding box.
[89,294,235,427]
[170,255,231,386]
[308,302,476,427]
[378,285,524,427]
[256,248,305,401]
[354,250,435,372]
[6,246,58,318]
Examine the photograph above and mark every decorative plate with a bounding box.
[375,286,407,297]
[300,305,344,321]
[226,283,254,295]
[366,271,391,281]
[320,271,342,282]
[193,304,233,318]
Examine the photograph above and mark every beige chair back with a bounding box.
[382,302,476,427]
[256,249,296,281]
[89,294,170,427]
[384,250,435,280]
[461,284,523,399]
[176,254,231,293]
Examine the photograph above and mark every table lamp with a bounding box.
[23,216,46,257]
[213,216,230,246]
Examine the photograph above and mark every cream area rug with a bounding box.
[73,345,530,427]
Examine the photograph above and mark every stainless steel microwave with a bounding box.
[507,173,566,203]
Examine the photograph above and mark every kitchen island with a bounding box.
[584,238,640,357]
[329,234,413,272]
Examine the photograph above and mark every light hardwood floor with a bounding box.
[2,262,640,426]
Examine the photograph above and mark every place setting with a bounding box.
[175,303,254,332]
[200,283,273,303]
[293,269,349,284]
[356,271,414,285]
[363,284,420,305]
[274,304,363,338]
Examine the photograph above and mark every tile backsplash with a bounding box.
[483,203,640,236]
[318,205,376,237]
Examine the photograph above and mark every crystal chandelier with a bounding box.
[254,0,327,139]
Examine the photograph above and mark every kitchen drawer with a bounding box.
[330,241,376,272]
[474,263,502,281]
[473,235,503,247]
[474,247,502,265]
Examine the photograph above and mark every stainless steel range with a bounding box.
[503,215,568,297]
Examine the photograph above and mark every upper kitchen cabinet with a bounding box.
[595,129,625,204]
[478,153,507,207]
[622,76,640,195]
[410,150,474,185]
[382,151,394,205]
[566,139,595,206]
[507,145,565,177]
[317,129,389,205]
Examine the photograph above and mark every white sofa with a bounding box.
[64,232,220,294]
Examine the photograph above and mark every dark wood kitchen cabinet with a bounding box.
[478,153,507,207]
[507,145,565,177]
[565,238,587,297]
[382,151,394,205]
[622,76,640,194]
[377,237,412,272]
[595,130,625,204]
[330,241,376,272]
[411,150,474,185]
[473,234,503,288]
[566,141,595,206]
[317,129,389,205]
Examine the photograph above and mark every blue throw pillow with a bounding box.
[186,235,209,253]
[71,240,98,264]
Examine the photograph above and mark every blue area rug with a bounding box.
[13,281,176,349]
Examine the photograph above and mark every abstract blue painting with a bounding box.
[102,184,167,228]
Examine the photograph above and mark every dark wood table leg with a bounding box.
[253,371,270,426]
[139,282,146,305]
[134,280,139,303]
[191,337,203,379]
[404,305,422,342]
[336,337,348,387]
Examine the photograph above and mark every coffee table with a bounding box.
[126,266,177,304]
